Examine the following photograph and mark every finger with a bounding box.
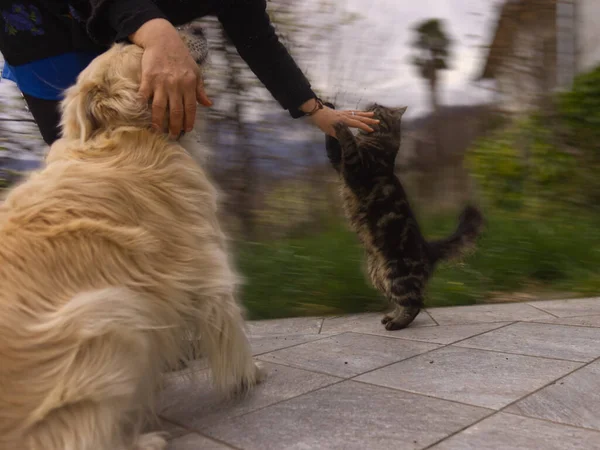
[344,117,374,133]
[151,88,168,132]
[168,89,185,138]
[183,95,197,133]
[196,75,213,107]
[344,112,379,126]
[139,76,152,102]
[344,110,375,117]
[351,116,380,125]
[182,76,197,132]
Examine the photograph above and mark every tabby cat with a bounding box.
[325,103,484,330]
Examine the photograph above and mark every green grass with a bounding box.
[236,209,600,320]
[423,210,600,307]
[236,227,382,320]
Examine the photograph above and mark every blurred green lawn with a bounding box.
[236,210,600,320]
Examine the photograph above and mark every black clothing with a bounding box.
[22,93,61,145]
[0,0,316,120]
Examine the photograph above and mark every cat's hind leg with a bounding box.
[382,278,423,330]
[381,304,421,330]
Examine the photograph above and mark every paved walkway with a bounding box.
[158,297,600,449]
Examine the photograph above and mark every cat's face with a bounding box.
[365,103,407,137]
[361,103,407,170]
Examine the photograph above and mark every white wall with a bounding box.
[577,0,600,73]
[494,21,556,114]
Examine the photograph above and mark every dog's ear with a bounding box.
[61,79,149,143]
[60,81,106,142]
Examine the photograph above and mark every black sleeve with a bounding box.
[218,0,316,118]
[87,0,167,45]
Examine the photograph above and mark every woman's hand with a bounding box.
[300,99,379,137]
[130,19,212,138]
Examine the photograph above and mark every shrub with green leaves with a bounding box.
[555,65,600,206]
[467,117,579,213]
[558,65,600,155]
[469,64,600,213]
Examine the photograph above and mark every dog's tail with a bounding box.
[15,288,175,439]
[427,205,485,264]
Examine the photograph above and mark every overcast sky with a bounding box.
[296,0,503,118]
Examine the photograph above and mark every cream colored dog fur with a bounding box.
[0,28,264,450]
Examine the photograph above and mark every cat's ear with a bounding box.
[392,106,407,125]
[395,106,408,117]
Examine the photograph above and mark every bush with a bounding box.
[469,65,600,213]
[558,65,600,155]
[467,117,580,213]
[555,65,600,206]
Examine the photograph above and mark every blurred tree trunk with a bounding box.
[411,18,452,161]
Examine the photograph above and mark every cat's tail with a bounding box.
[428,205,484,264]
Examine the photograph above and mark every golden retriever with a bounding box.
[0,26,264,450]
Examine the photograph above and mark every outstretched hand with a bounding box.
[130,19,212,138]
[301,100,379,137]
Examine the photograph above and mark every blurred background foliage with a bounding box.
[1,0,599,319]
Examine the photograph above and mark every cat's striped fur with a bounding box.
[326,103,484,330]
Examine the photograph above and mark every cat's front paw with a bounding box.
[332,122,346,132]
[333,122,353,140]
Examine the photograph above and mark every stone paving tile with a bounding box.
[456,322,600,362]
[167,433,232,449]
[356,346,582,409]
[427,302,555,325]
[159,362,340,430]
[156,301,600,449]
[203,381,490,450]
[430,412,600,450]
[532,314,600,328]
[506,360,600,432]
[528,297,600,318]
[258,332,439,377]
[250,333,328,355]
[318,311,437,336]
[247,317,324,336]
[384,322,512,345]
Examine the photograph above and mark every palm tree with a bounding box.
[411,18,452,115]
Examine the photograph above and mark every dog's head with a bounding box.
[60,25,209,142]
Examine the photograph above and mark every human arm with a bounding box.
[87,0,167,44]
[218,0,378,135]
[86,0,377,137]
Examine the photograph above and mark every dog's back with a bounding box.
[0,129,258,449]
[0,131,212,447]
